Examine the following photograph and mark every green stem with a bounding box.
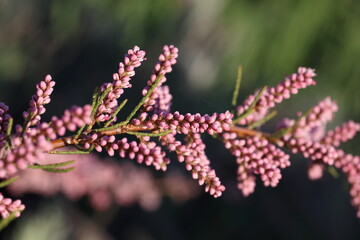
[6,118,13,136]
[3,118,13,152]
[73,144,94,152]
[328,166,339,178]
[0,212,19,231]
[74,125,86,139]
[0,176,19,188]
[20,114,32,138]
[95,74,164,132]
[28,160,75,169]
[49,150,90,154]
[41,167,75,173]
[90,87,101,117]
[126,129,173,137]
[88,86,113,130]
[124,74,163,124]
[231,65,243,107]
[233,86,267,123]
[249,110,277,129]
[104,99,128,127]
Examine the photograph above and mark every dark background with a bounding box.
[1,0,360,239]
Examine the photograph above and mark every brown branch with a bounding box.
[229,126,283,146]
[50,124,155,149]
[50,124,284,150]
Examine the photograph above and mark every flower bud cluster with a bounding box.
[332,151,360,217]
[96,46,146,122]
[160,133,225,197]
[23,75,55,128]
[293,97,338,141]
[133,111,233,135]
[25,105,92,141]
[223,133,290,195]
[0,193,25,219]
[276,97,341,164]
[141,45,178,113]
[152,86,172,115]
[323,121,360,147]
[1,103,91,178]
[0,135,52,178]
[0,102,10,149]
[47,105,92,135]
[0,76,58,181]
[236,67,316,125]
[82,134,170,171]
[286,138,338,165]
[274,96,360,216]
[276,96,359,166]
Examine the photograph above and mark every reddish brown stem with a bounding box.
[50,124,282,150]
[50,124,154,149]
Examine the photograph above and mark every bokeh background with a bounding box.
[1,0,360,239]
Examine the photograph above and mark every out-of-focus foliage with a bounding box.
[1,0,359,120]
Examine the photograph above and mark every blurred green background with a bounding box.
[1,0,360,239]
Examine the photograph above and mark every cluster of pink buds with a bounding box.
[27,105,92,140]
[0,135,52,178]
[82,134,170,171]
[0,193,25,219]
[223,133,290,195]
[152,86,172,115]
[0,45,359,229]
[23,75,55,128]
[323,121,360,147]
[96,46,146,122]
[333,151,360,217]
[236,67,316,125]
[141,45,178,113]
[160,133,225,197]
[273,97,360,214]
[132,111,233,135]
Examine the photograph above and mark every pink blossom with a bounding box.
[96,46,146,122]
[152,85,172,115]
[236,67,316,125]
[82,134,170,171]
[293,97,338,141]
[160,133,225,198]
[132,111,233,135]
[0,193,25,219]
[323,121,360,147]
[23,75,55,128]
[0,135,52,178]
[30,104,92,139]
[223,133,290,194]
[141,45,178,113]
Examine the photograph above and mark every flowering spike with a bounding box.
[95,46,146,122]
[323,121,360,147]
[236,67,316,125]
[23,75,55,129]
[0,193,25,219]
[141,45,178,113]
